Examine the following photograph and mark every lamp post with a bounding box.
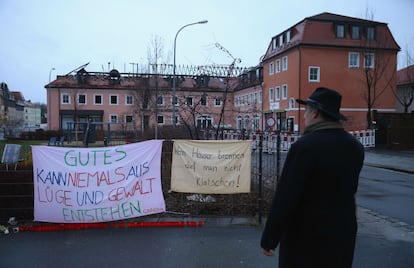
[172,20,208,127]
[49,67,55,82]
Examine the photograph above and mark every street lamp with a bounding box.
[49,67,55,82]
[172,20,208,127]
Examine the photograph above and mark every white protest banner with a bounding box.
[32,140,165,223]
[171,140,251,194]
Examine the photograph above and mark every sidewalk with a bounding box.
[363,147,414,174]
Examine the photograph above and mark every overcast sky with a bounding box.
[1,0,413,103]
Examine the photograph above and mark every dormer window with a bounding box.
[286,30,291,43]
[335,24,345,38]
[351,26,360,39]
[366,26,375,40]
[272,38,277,50]
[279,34,284,46]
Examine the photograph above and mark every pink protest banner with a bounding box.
[32,140,165,223]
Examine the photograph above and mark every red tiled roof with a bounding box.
[262,12,400,61]
[397,65,414,85]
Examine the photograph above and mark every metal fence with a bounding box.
[1,129,373,224]
[0,136,284,224]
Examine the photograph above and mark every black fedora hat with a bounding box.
[296,87,347,121]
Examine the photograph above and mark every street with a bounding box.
[357,166,414,226]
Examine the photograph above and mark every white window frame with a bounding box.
[185,96,193,106]
[308,66,320,82]
[94,94,103,105]
[269,88,274,102]
[349,52,360,68]
[125,95,134,105]
[77,94,87,105]
[364,53,375,68]
[157,96,164,106]
[286,30,291,43]
[200,95,208,107]
[171,96,179,106]
[275,86,280,101]
[109,114,118,123]
[171,115,179,126]
[214,98,222,107]
[289,98,295,109]
[276,59,281,73]
[61,93,71,104]
[282,84,288,100]
[109,94,119,105]
[282,56,288,71]
[157,115,164,125]
[269,62,275,75]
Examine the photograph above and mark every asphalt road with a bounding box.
[357,165,414,226]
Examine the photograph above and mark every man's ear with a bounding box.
[312,109,320,119]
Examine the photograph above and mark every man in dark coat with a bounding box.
[261,87,364,267]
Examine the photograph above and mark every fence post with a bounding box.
[258,132,263,224]
[276,131,281,184]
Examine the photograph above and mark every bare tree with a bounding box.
[360,10,398,129]
[394,45,414,113]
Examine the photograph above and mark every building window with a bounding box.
[157,96,164,106]
[171,115,179,126]
[110,95,118,105]
[272,38,277,50]
[157,115,164,124]
[94,94,103,105]
[289,98,295,109]
[275,86,280,101]
[351,26,360,39]
[185,96,193,106]
[243,115,250,130]
[282,84,288,100]
[237,116,242,130]
[125,115,133,123]
[253,115,260,131]
[196,115,212,129]
[200,95,208,106]
[282,56,288,71]
[366,26,375,40]
[276,59,281,73]
[308,66,320,82]
[259,91,262,103]
[286,30,291,43]
[110,114,118,123]
[125,95,133,105]
[279,35,284,46]
[171,96,178,106]
[214,98,222,107]
[364,53,375,68]
[78,94,86,105]
[269,88,274,102]
[348,52,360,68]
[336,24,345,38]
[61,94,70,104]
[269,62,275,75]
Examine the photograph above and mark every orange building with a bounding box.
[261,12,400,132]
